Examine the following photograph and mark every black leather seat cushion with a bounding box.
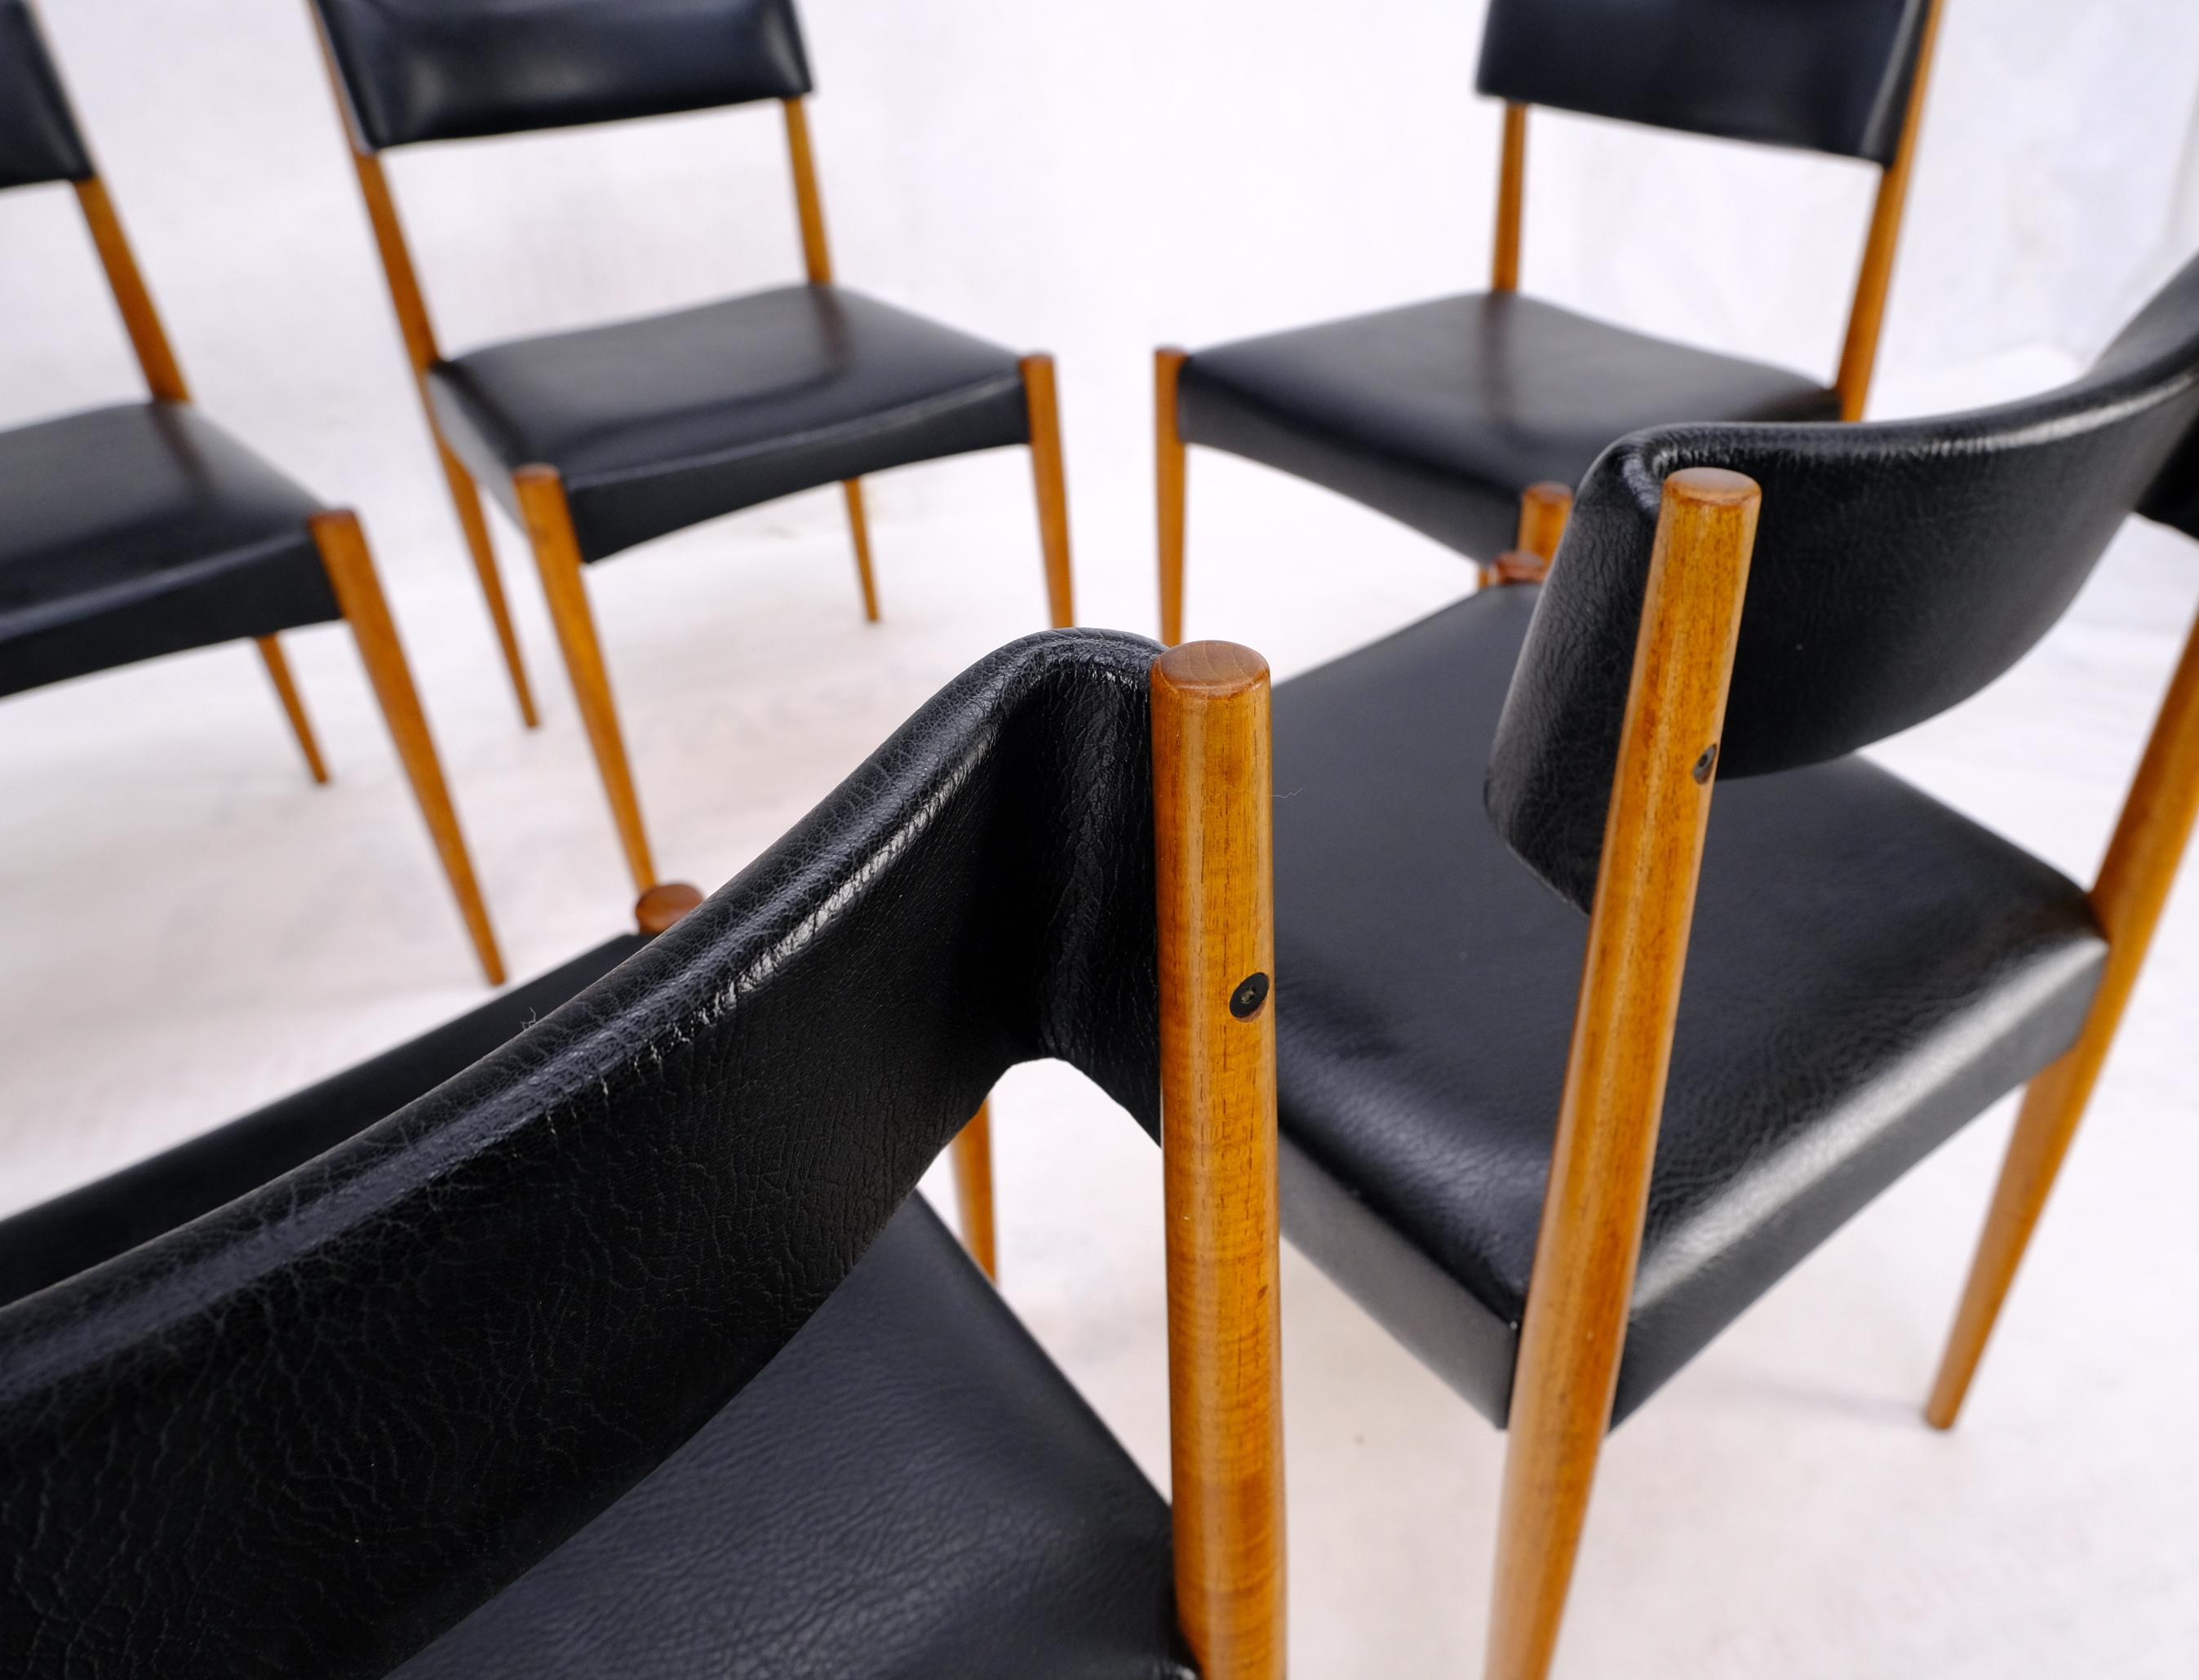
[1179,293,1838,562]
[429,284,1033,563]
[398,1197,1190,1680]
[0,401,340,698]
[1271,586,2107,1425]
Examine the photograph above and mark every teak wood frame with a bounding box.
[1153,641,1286,1680]
[38,107,504,985]
[1154,1,1942,648]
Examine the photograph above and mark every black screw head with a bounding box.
[1230,972,1271,1020]
[1692,743,1720,785]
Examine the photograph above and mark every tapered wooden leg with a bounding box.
[1156,348,1190,647]
[841,479,881,623]
[310,511,505,986]
[1487,470,1759,1680]
[1020,353,1075,629]
[512,466,658,896]
[1927,598,2199,1429]
[951,1102,999,1279]
[436,443,539,729]
[1153,641,1285,1680]
[255,635,329,785]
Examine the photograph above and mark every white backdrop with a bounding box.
[6,0,2199,625]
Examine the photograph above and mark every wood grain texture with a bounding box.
[73,179,188,403]
[1155,348,1190,647]
[782,98,835,286]
[1834,0,1946,420]
[513,466,658,895]
[1152,641,1285,1680]
[1020,353,1076,629]
[1927,594,2199,1428]
[255,636,329,786]
[1492,103,1528,295]
[951,1102,999,1280]
[1486,468,1760,1680]
[312,511,506,986]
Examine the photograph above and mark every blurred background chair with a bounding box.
[0,632,1284,1680]
[1261,254,2199,1677]
[1155,0,1945,642]
[308,0,1079,896]
[0,0,502,984]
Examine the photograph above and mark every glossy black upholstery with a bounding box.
[0,403,342,698]
[1179,295,1838,564]
[432,287,1032,564]
[1478,0,1933,164]
[313,0,813,151]
[0,630,1190,1676]
[1492,252,2199,906]
[0,0,90,191]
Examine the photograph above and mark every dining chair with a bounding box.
[0,0,502,985]
[1257,251,2199,1676]
[307,0,1080,898]
[0,630,1286,1680]
[1154,0,1945,641]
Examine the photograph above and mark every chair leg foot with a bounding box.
[841,479,881,623]
[437,444,539,729]
[255,634,329,785]
[1021,353,1075,629]
[951,1101,998,1280]
[513,466,658,896]
[1155,348,1188,647]
[311,510,506,986]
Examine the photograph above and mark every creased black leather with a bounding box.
[0,403,341,698]
[0,0,91,191]
[0,629,1168,1677]
[428,286,1031,564]
[1488,252,2199,908]
[312,0,814,152]
[398,1199,1190,1679]
[1476,0,1932,164]
[1272,586,2105,1423]
[1178,293,1835,564]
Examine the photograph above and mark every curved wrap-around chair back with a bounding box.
[1491,251,2199,906]
[0,632,1179,1676]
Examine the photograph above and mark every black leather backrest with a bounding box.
[1488,254,2199,908]
[0,0,91,190]
[1476,0,1931,165]
[0,631,1162,1678]
[312,0,814,151]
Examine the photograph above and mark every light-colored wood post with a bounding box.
[311,510,505,986]
[1153,640,1285,1680]
[513,465,658,895]
[1156,348,1190,646]
[1833,0,1946,421]
[72,179,188,403]
[951,1102,1000,1280]
[1485,468,1760,1680]
[1926,596,2199,1428]
[1021,353,1076,628]
[1492,103,1528,295]
[841,480,881,623]
[1486,481,1576,587]
[255,636,329,785]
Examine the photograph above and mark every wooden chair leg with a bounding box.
[512,466,658,896]
[951,1102,999,1279]
[437,444,540,729]
[1483,481,1574,589]
[310,511,506,987]
[1020,353,1075,629]
[1486,470,1759,1680]
[255,635,329,785]
[1156,348,1190,647]
[1926,596,2199,1429]
[1153,640,1285,1680]
[841,479,881,623]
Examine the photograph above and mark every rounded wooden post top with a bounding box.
[636,882,704,935]
[1154,641,1269,700]
[1662,467,1760,509]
